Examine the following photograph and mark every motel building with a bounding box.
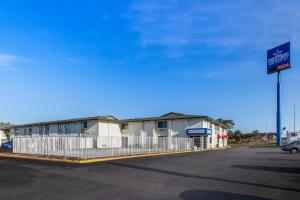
[8,112,228,149]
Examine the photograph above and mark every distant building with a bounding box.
[287,131,300,144]
[0,123,13,144]
[8,112,228,149]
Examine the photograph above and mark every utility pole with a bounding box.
[266,117,269,141]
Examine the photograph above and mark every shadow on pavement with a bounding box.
[179,189,272,200]
[0,157,81,168]
[232,165,300,174]
[256,151,288,155]
[267,158,300,163]
[109,162,300,192]
[0,162,37,188]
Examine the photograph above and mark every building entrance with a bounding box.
[190,136,207,149]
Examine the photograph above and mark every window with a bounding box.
[65,124,70,134]
[81,121,88,129]
[45,125,49,135]
[208,122,212,129]
[57,124,62,134]
[121,124,128,130]
[157,121,168,129]
[215,125,219,131]
[291,133,297,137]
[39,126,44,134]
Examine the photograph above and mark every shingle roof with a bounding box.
[7,112,228,129]
[0,123,13,130]
[120,112,228,128]
[10,115,118,128]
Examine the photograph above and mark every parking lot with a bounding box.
[0,147,299,200]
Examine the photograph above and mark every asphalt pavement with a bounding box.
[0,147,299,200]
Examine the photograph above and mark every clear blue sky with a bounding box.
[0,0,299,133]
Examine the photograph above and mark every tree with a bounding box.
[216,119,235,130]
[230,130,242,143]
[251,129,260,136]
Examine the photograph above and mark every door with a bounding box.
[192,136,201,148]
[158,136,167,149]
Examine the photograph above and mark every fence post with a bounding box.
[85,136,87,159]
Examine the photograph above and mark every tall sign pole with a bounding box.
[276,71,281,146]
[294,103,296,134]
[267,41,291,146]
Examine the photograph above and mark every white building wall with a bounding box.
[97,121,122,148]
[170,119,188,137]
[98,122,122,137]
[123,121,157,145]
[187,119,203,129]
[212,124,218,148]
[211,123,228,148]
[10,119,102,138]
[0,130,8,144]
[223,129,228,147]
[143,121,155,137]
[122,118,227,148]
[124,118,217,137]
[127,122,144,137]
[8,116,228,149]
[84,120,98,137]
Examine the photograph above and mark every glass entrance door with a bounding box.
[193,136,201,148]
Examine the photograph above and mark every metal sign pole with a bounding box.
[276,71,281,146]
[267,42,290,146]
[294,103,296,134]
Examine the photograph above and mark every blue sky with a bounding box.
[0,0,299,132]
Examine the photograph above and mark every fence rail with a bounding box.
[12,135,194,159]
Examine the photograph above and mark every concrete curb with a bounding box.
[0,147,230,164]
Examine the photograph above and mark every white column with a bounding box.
[168,120,172,149]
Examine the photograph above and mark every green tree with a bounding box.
[251,129,260,136]
[230,130,242,143]
[216,119,235,130]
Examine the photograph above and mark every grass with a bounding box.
[248,143,277,148]
[229,142,277,148]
